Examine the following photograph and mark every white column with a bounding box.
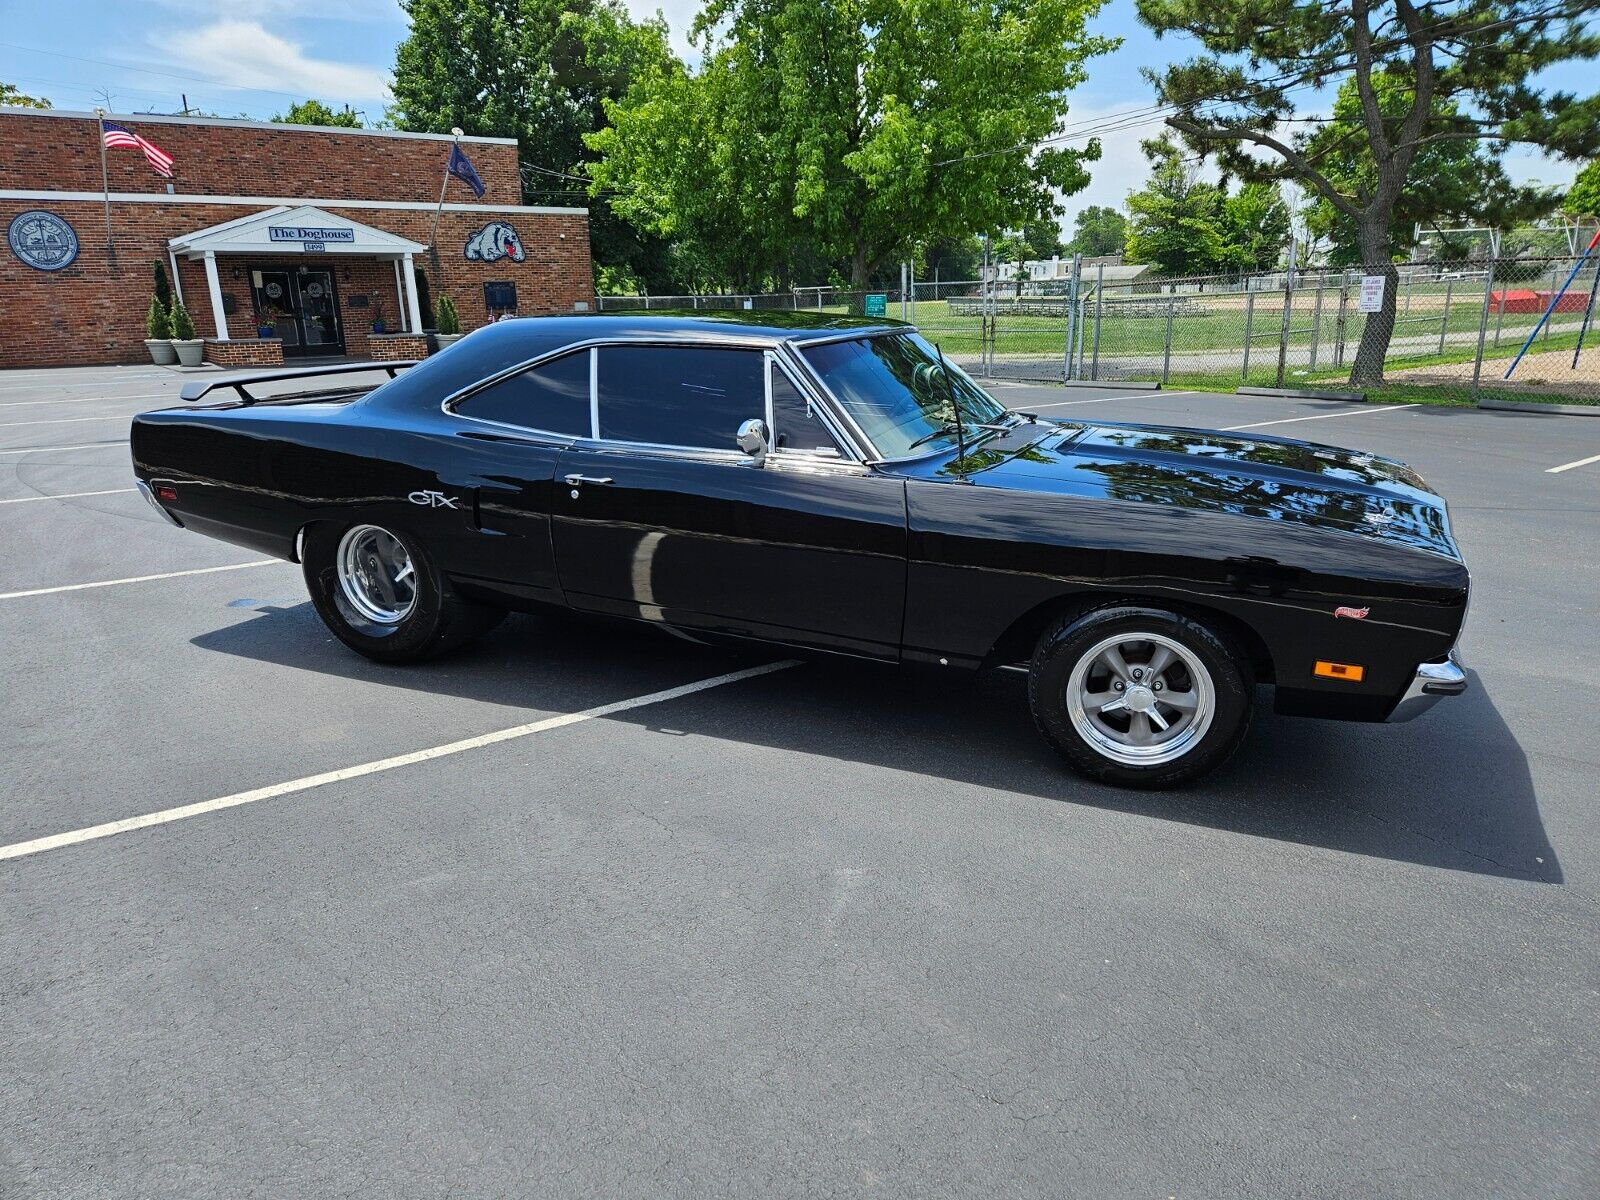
[202,251,229,341]
[402,253,424,336]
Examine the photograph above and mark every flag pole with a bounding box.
[94,107,116,263]
[430,127,462,269]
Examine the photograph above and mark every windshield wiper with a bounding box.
[905,420,1009,451]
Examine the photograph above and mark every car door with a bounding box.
[551,342,908,658]
[439,347,593,602]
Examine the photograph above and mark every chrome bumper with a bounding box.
[1388,649,1467,723]
[135,480,183,528]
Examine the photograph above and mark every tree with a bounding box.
[1221,181,1291,272]
[0,82,50,108]
[591,0,1116,290]
[1138,0,1600,386]
[272,99,361,128]
[1566,159,1600,219]
[1022,217,1065,260]
[1124,138,1230,276]
[1066,205,1128,256]
[390,0,681,289]
[1299,74,1547,267]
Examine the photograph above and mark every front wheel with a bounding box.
[303,520,504,664]
[1028,606,1252,789]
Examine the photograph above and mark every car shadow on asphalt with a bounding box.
[193,605,1558,885]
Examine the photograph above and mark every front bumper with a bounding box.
[1387,648,1467,723]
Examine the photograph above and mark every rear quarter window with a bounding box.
[454,351,591,436]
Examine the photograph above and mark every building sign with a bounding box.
[863,293,887,317]
[465,221,526,263]
[483,281,518,311]
[7,210,79,272]
[1358,275,1386,313]
[268,225,355,245]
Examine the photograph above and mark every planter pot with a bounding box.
[172,339,205,367]
[145,339,177,365]
[371,322,387,335]
[434,333,463,351]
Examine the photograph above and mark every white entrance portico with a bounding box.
[168,205,428,346]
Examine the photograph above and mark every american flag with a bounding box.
[102,122,174,178]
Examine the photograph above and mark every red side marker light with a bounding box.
[156,485,178,502]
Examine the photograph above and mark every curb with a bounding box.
[1058,379,1163,391]
[1477,397,1600,417]
[1237,385,1367,402]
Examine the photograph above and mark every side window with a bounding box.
[597,346,763,449]
[770,364,840,455]
[454,350,591,437]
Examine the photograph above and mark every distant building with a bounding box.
[0,108,593,368]
[982,254,1151,293]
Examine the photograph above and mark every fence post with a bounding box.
[1309,284,1325,369]
[1063,252,1081,381]
[1470,251,1498,403]
[1493,285,1505,346]
[1438,279,1454,355]
[1162,298,1175,385]
[908,258,916,324]
[1090,261,1104,381]
[1242,289,1256,380]
[900,262,908,321]
[1334,275,1350,368]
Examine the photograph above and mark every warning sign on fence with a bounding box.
[1358,275,1386,313]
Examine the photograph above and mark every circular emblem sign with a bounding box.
[265,282,284,299]
[7,210,79,272]
[306,282,324,298]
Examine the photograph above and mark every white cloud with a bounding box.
[162,20,391,107]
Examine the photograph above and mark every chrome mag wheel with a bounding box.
[336,524,418,625]
[1064,632,1215,767]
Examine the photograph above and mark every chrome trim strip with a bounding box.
[1387,648,1467,723]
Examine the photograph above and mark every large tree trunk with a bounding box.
[1349,216,1400,388]
[850,245,871,292]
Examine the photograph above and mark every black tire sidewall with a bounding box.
[303,521,457,663]
[1029,606,1252,788]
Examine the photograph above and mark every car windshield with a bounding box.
[801,332,1011,459]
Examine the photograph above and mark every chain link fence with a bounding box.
[594,255,1600,409]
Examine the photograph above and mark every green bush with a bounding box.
[152,261,172,311]
[169,298,196,341]
[435,294,460,335]
[145,296,171,339]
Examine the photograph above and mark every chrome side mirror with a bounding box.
[735,418,770,467]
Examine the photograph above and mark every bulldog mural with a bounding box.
[464,221,527,264]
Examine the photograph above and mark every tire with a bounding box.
[302,520,505,664]
[1028,605,1252,789]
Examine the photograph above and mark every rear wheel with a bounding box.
[303,520,504,664]
[1028,606,1252,788]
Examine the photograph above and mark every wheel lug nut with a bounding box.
[1153,681,1163,691]
[1131,668,1143,680]
[1113,681,1124,691]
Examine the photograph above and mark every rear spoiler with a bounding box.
[179,360,419,405]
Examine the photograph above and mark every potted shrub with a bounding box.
[144,296,176,365]
[434,295,463,350]
[370,299,388,335]
[169,299,204,366]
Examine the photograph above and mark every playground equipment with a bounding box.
[1504,228,1600,379]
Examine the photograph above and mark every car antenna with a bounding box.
[935,342,968,475]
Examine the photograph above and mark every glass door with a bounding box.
[249,265,345,357]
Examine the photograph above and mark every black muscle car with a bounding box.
[131,312,1469,787]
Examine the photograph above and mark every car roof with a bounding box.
[497,309,906,342]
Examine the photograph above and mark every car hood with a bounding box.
[959,418,1460,559]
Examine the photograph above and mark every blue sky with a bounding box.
[2,0,1583,235]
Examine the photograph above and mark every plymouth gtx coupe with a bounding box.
[131,312,1469,787]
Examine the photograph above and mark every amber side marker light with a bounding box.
[1314,661,1365,682]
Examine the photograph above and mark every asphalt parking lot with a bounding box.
[2,364,1598,1198]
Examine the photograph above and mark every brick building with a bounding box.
[0,108,593,369]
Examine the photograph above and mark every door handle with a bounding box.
[563,474,614,486]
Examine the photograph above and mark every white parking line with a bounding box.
[1027,389,1197,409]
[0,392,174,409]
[1221,404,1419,432]
[0,440,127,455]
[0,660,798,863]
[0,560,279,602]
[0,414,126,429]
[0,488,136,506]
[1546,452,1600,475]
